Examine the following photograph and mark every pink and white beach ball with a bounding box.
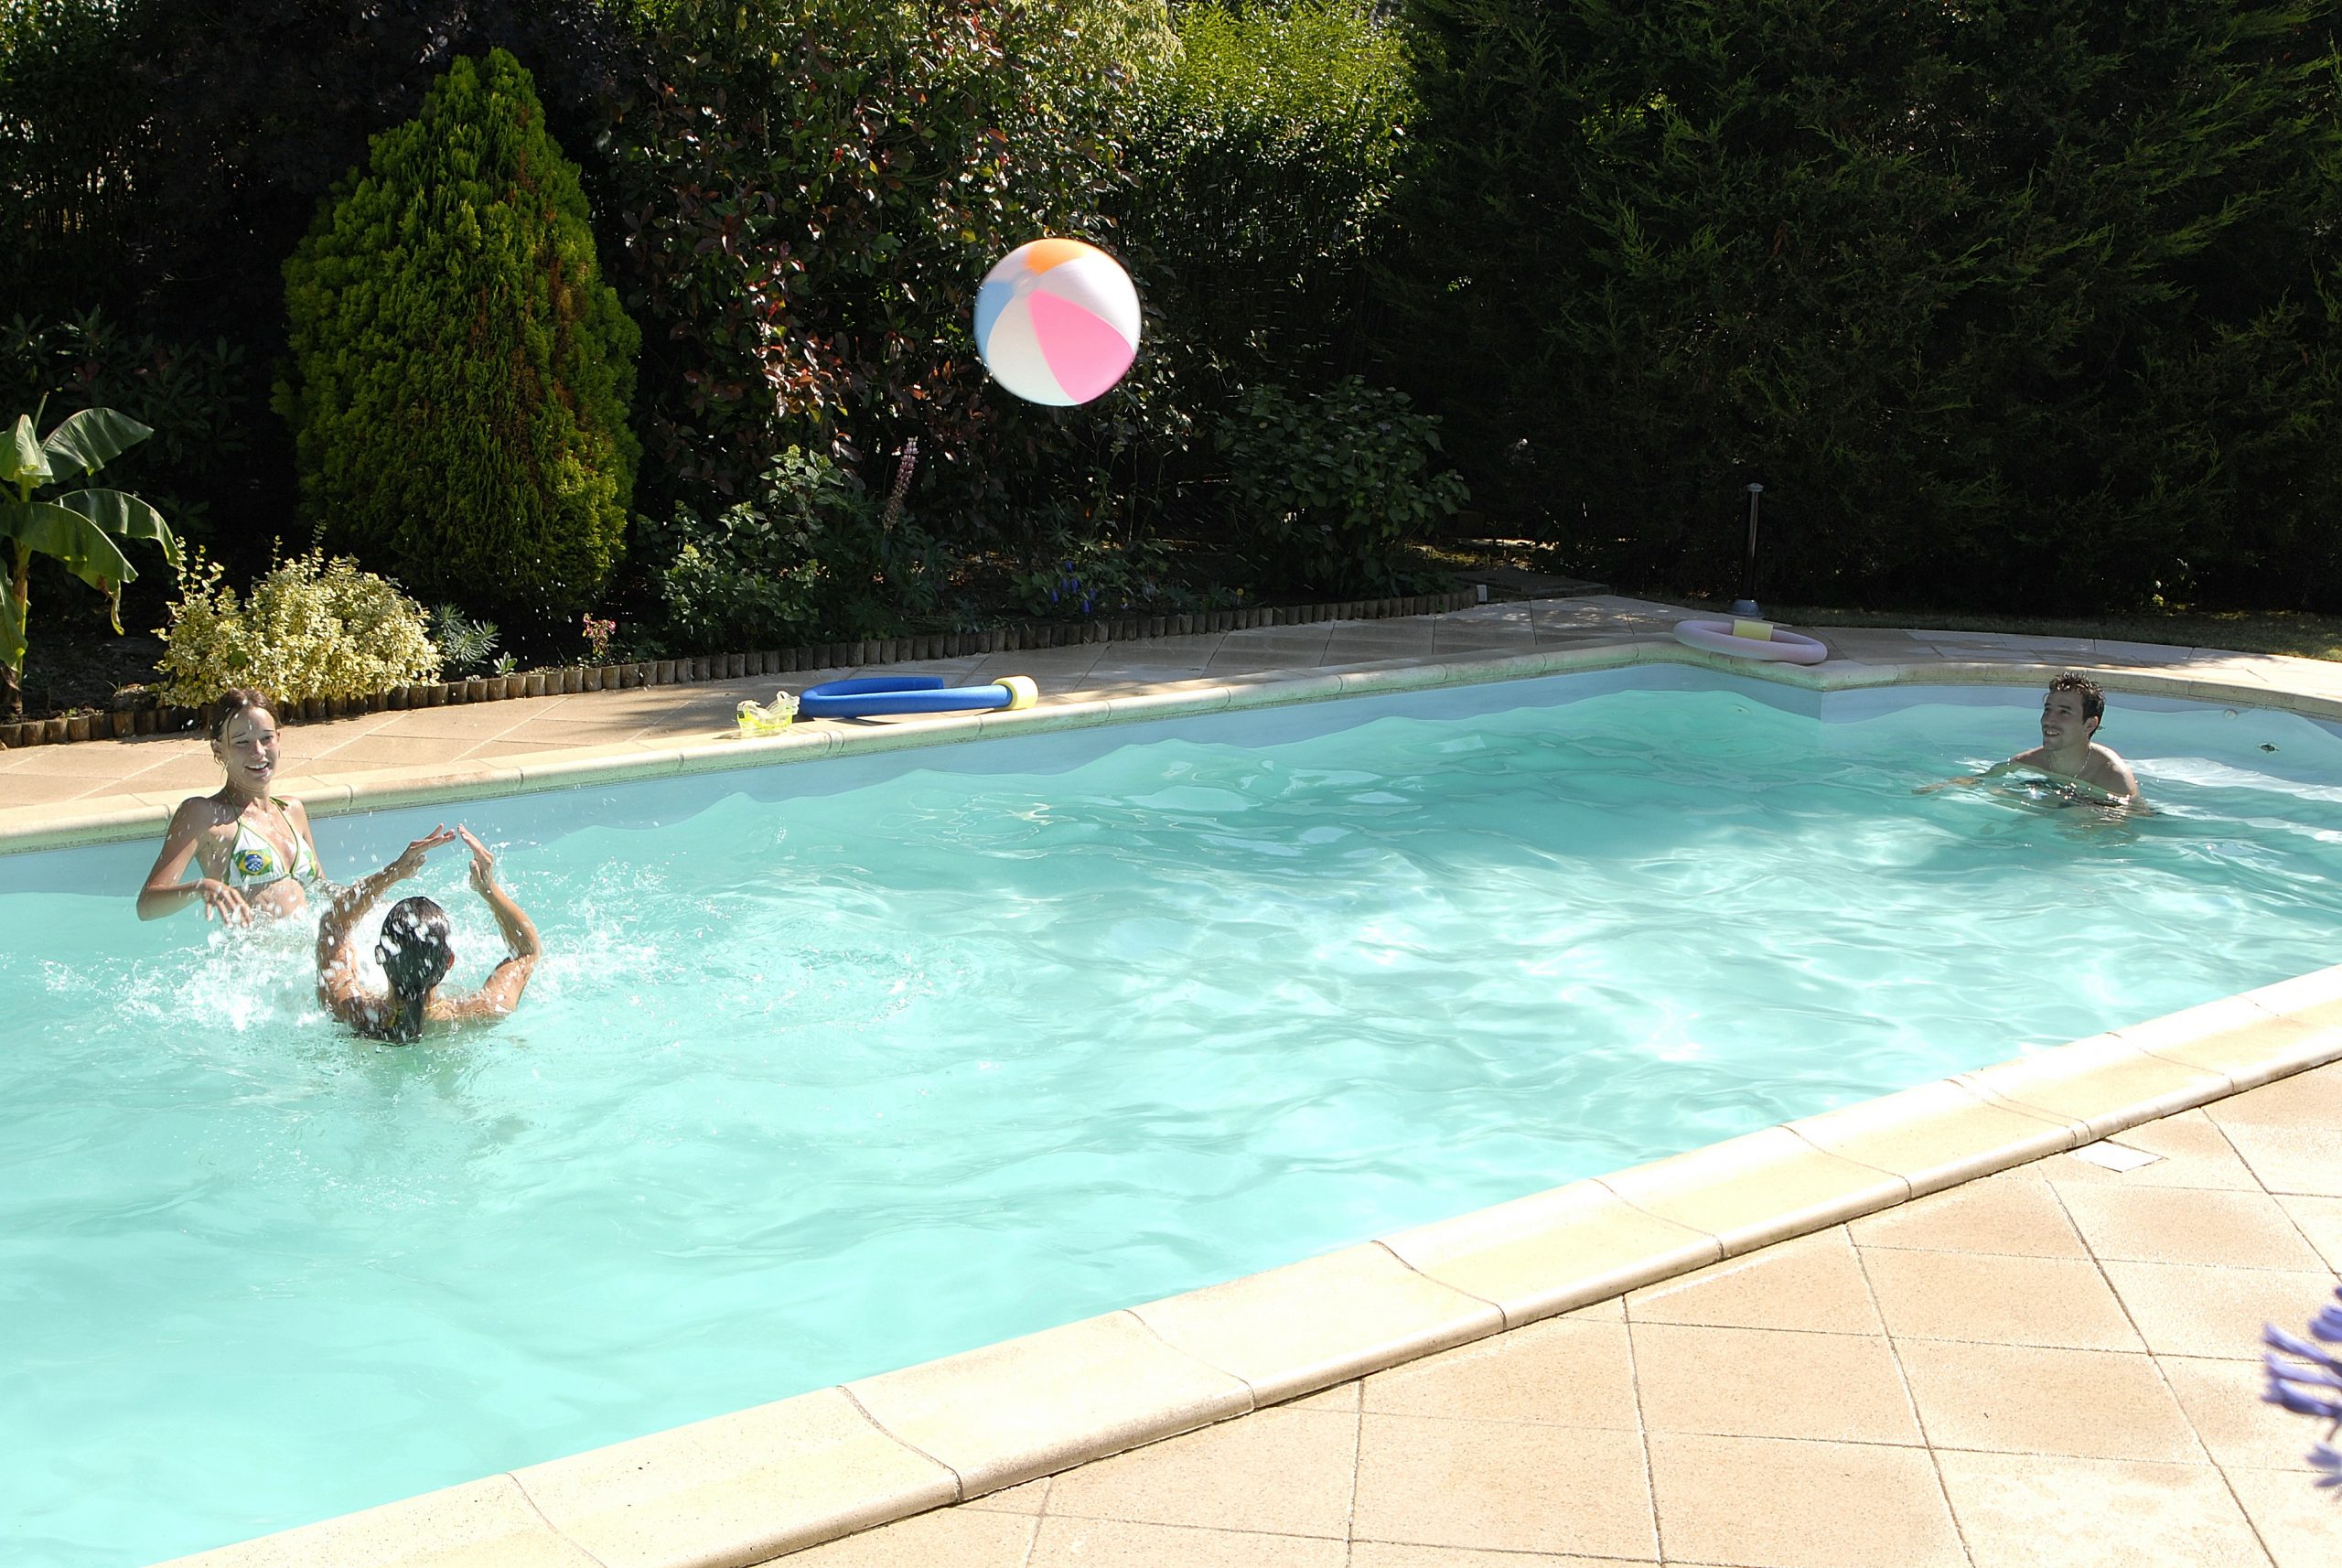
[974,238,1142,406]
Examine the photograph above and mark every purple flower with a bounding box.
[2265,1285,2342,1492]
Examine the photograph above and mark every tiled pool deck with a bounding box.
[6,595,2339,1568]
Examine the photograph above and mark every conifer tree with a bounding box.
[278,47,639,625]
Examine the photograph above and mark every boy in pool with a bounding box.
[1919,671,2144,807]
[315,824,541,1042]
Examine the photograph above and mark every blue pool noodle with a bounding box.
[798,675,1025,719]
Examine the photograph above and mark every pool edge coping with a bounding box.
[118,637,2342,1566]
[13,635,2336,858]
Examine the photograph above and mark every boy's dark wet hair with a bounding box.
[374,896,455,1043]
[2048,671,2105,725]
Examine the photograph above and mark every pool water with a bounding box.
[7,672,2342,1565]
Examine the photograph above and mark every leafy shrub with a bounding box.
[607,0,1128,528]
[0,3,645,561]
[428,604,502,677]
[1008,527,1184,619]
[278,47,639,626]
[155,548,439,705]
[1388,0,2342,613]
[1119,0,1413,390]
[633,447,947,653]
[1213,378,1467,594]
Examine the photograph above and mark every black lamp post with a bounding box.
[1730,483,1765,618]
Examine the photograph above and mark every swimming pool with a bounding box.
[7,667,2341,1565]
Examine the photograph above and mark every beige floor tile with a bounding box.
[307,735,496,769]
[116,754,232,790]
[2159,1356,2322,1471]
[1896,1339,2199,1461]
[2102,1260,2342,1360]
[2030,1112,2264,1190]
[785,1506,1037,1566]
[2219,1122,2342,1197]
[1,740,201,778]
[0,771,113,805]
[1281,1382,1360,1413]
[2272,1196,2342,1271]
[1647,1433,1964,1568]
[1350,1547,1649,1568]
[360,712,537,744]
[1935,1449,2270,1568]
[2219,1466,2342,1568]
[1351,1412,1655,1560]
[1860,1248,2143,1351]
[2053,1183,2332,1271]
[1633,1322,1919,1445]
[1360,1317,1636,1431]
[1847,1173,2089,1259]
[1044,1406,1357,1539]
[962,1477,1050,1514]
[493,717,661,748]
[2201,1065,2342,1126]
[1626,1230,1885,1336]
[1027,1517,1346,1568]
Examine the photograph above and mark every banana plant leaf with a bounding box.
[39,407,153,481]
[0,499,139,669]
[3,415,51,492]
[52,488,180,567]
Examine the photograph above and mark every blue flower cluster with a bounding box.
[2264,1284,2342,1492]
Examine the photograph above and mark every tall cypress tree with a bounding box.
[277,47,639,626]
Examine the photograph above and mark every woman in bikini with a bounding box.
[138,689,328,925]
[315,824,541,1041]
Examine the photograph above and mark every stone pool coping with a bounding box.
[86,627,2341,1567]
[16,628,2342,858]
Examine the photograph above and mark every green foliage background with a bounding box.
[1388,0,2342,613]
[277,47,641,627]
[18,0,2330,645]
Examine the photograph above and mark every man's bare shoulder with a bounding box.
[2084,744,2142,799]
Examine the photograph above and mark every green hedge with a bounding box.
[1391,0,2342,613]
[278,48,640,626]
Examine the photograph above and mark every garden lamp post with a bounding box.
[1731,483,1765,618]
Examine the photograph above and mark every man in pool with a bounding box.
[1920,671,2144,807]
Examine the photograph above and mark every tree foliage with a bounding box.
[1391,0,2342,612]
[608,0,1131,529]
[278,47,641,625]
[0,0,643,572]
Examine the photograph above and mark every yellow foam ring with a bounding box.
[1022,237,1092,274]
[1730,618,1776,641]
[1001,675,1038,711]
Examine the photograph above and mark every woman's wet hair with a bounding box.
[210,688,279,740]
[374,896,455,1043]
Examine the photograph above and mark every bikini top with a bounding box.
[222,802,321,891]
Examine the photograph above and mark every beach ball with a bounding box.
[974,238,1141,406]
